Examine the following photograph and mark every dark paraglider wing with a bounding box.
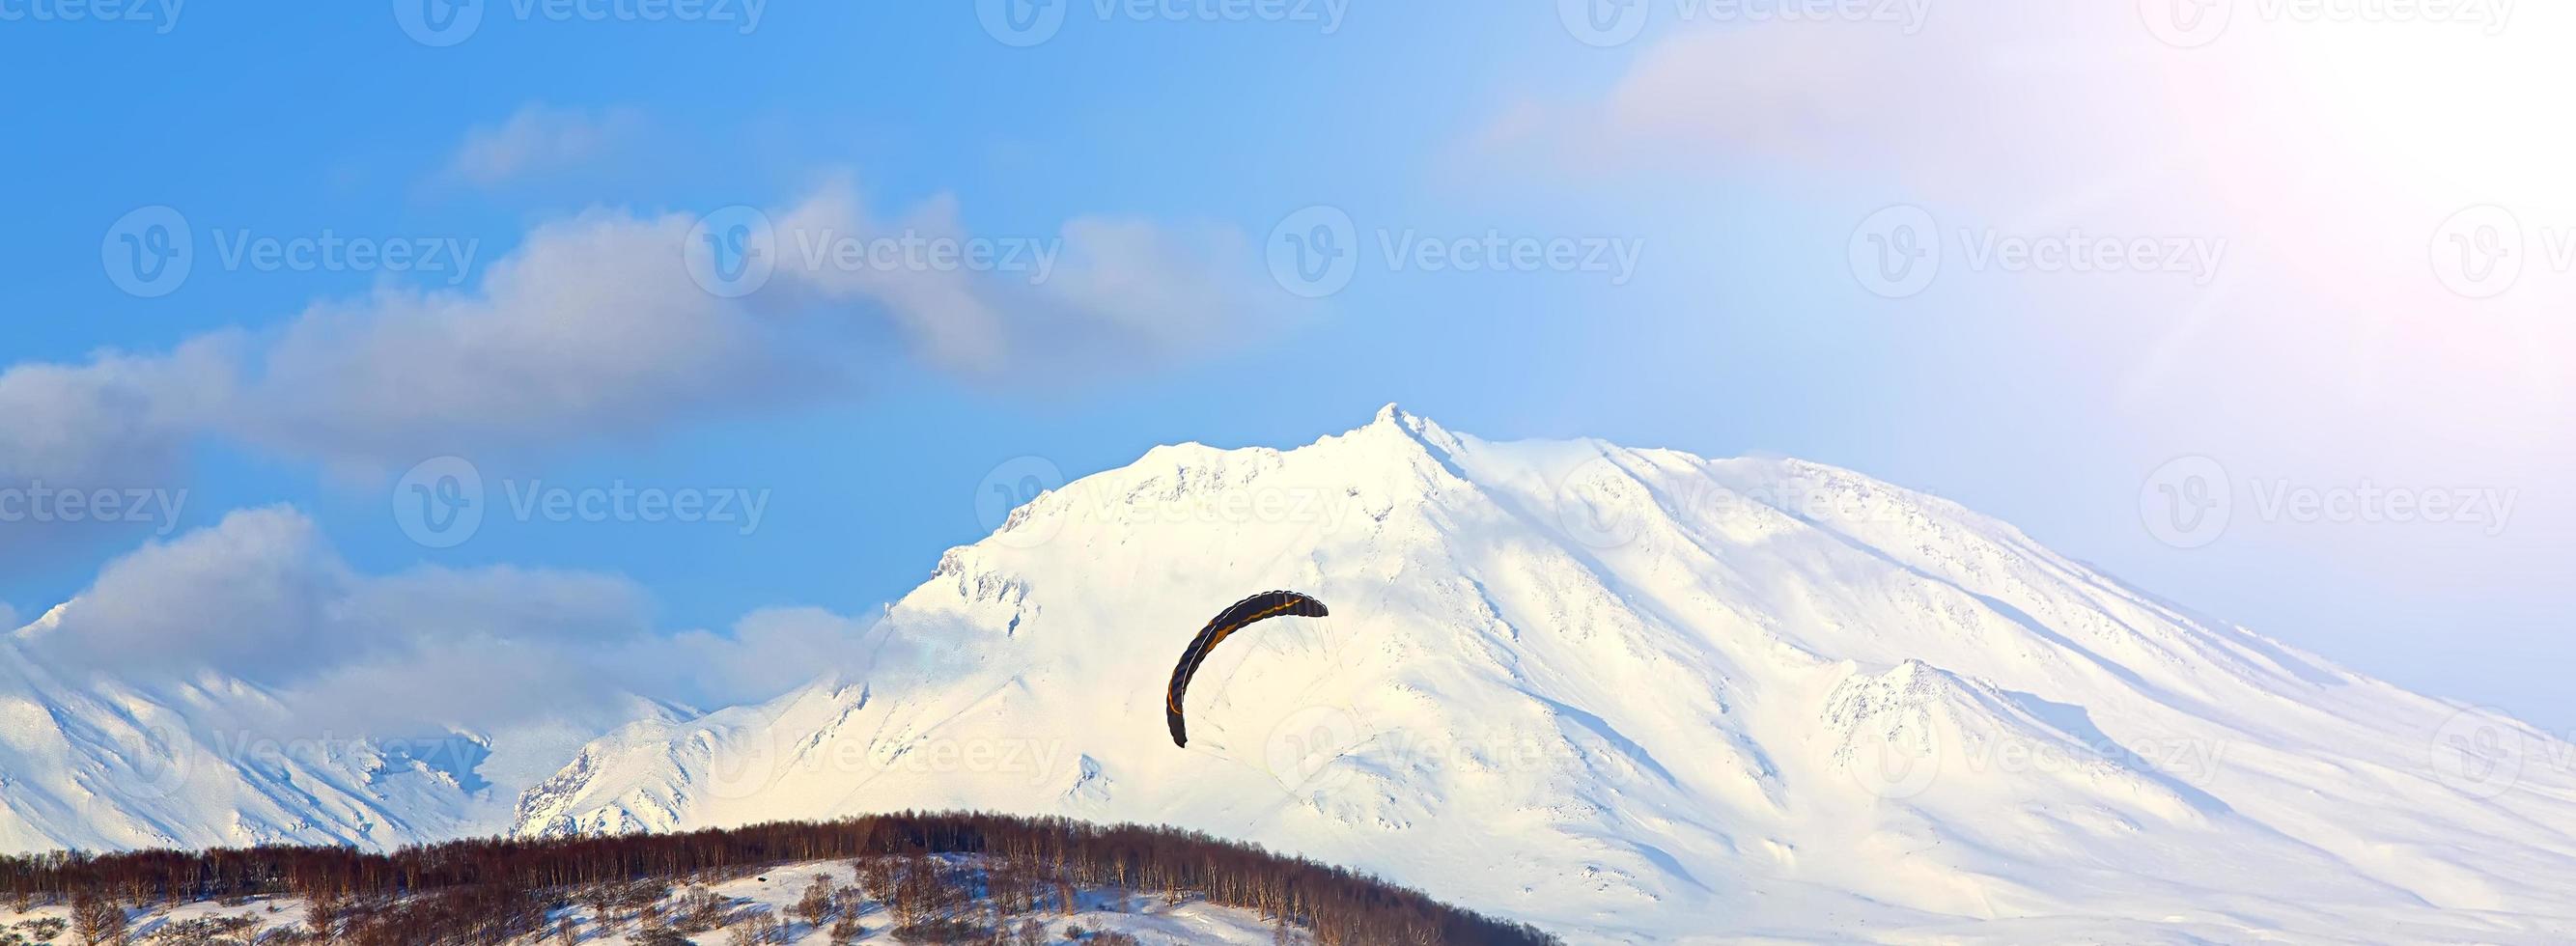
[1165,590,1330,747]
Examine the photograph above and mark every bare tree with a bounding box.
[69,893,125,946]
[792,874,836,930]
[300,887,343,940]
[828,909,863,945]
[726,911,779,946]
[672,886,724,934]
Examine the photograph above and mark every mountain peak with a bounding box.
[1353,403,1462,458]
[10,602,70,640]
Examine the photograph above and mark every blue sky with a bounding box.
[3,3,2570,730]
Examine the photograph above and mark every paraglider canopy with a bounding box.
[1164,590,1330,748]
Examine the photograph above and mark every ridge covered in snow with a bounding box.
[0,619,684,854]
[502,406,2576,943]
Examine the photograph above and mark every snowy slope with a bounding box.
[0,631,458,852]
[0,605,679,853]
[1,856,1282,945]
[510,405,2576,943]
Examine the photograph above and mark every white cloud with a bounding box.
[36,506,346,677]
[29,507,650,686]
[0,177,1277,500]
[1474,15,2176,196]
[23,507,870,735]
[1042,215,1261,364]
[767,179,1271,382]
[235,208,836,467]
[601,606,880,711]
[0,335,239,486]
[443,104,643,187]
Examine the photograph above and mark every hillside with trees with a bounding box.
[0,812,1557,945]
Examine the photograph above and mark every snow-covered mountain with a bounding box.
[0,604,682,853]
[0,628,456,851]
[508,406,2576,943]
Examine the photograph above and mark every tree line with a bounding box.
[0,812,1558,945]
